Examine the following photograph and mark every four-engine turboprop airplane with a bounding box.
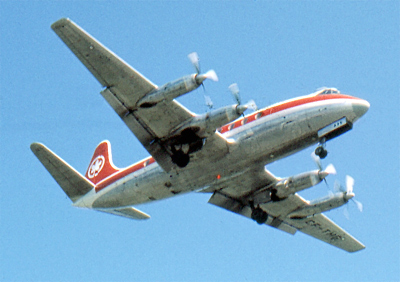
[31,18,370,252]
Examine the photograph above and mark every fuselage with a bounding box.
[73,90,369,209]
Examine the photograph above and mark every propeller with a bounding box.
[229,83,241,105]
[188,52,218,109]
[188,52,200,74]
[334,176,363,219]
[188,52,218,83]
[311,152,336,185]
[229,83,258,115]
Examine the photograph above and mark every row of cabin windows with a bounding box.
[221,111,264,132]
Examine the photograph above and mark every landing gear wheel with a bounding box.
[315,146,328,159]
[171,150,190,168]
[251,206,268,225]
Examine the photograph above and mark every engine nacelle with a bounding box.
[170,104,247,138]
[288,192,352,219]
[138,74,199,108]
[273,170,325,199]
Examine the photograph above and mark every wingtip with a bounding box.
[51,18,71,30]
[30,142,44,152]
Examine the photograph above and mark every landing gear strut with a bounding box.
[249,202,268,224]
[315,138,328,159]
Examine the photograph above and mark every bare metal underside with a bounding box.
[31,18,370,253]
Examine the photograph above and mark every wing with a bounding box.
[278,195,365,252]
[51,18,201,171]
[207,166,365,252]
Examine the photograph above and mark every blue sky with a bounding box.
[1,1,399,281]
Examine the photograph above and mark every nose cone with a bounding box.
[352,99,370,120]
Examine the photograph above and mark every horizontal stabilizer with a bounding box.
[31,143,94,202]
[96,207,150,220]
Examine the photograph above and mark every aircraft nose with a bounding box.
[352,99,370,119]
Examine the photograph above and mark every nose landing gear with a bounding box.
[315,137,328,159]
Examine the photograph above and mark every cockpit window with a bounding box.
[318,88,340,95]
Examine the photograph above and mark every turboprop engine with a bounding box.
[137,52,218,108]
[137,71,218,108]
[270,164,336,201]
[288,176,363,219]
[170,103,250,138]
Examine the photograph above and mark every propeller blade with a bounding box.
[324,164,337,176]
[311,152,323,171]
[344,205,350,220]
[244,99,258,111]
[188,52,200,73]
[229,83,241,105]
[353,199,363,212]
[195,69,219,84]
[346,175,355,194]
[203,69,218,82]
[204,95,214,109]
[334,180,342,193]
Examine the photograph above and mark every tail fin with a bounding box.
[31,143,94,202]
[85,141,120,185]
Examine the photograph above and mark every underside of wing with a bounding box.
[206,167,297,235]
[281,195,365,252]
[206,166,365,252]
[51,18,157,105]
[51,18,201,172]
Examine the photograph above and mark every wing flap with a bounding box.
[96,207,150,220]
[30,143,94,202]
[208,192,297,235]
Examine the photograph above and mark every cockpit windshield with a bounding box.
[318,88,340,95]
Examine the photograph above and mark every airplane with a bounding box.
[31,18,370,252]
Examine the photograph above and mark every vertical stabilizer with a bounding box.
[85,141,120,184]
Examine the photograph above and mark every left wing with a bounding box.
[52,18,226,172]
[207,166,365,252]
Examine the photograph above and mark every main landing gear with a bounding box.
[315,137,328,159]
[171,146,190,168]
[249,202,268,225]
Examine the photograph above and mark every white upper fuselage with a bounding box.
[74,90,370,209]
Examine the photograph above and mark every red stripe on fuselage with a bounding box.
[95,157,155,192]
[219,94,358,133]
[94,94,359,193]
